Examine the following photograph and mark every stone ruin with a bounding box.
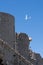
[0,12,43,65]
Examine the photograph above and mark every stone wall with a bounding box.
[0,12,43,65]
[0,12,15,47]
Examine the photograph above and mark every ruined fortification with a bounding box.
[0,12,43,65]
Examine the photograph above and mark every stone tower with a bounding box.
[16,33,32,59]
[0,12,43,65]
[0,12,15,47]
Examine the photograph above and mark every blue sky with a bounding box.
[0,0,43,57]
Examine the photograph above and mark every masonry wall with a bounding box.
[0,12,43,65]
[16,33,30,60]
[0,12,15,47]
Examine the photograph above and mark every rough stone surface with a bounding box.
[0,12,15,47]
[0,12,43,65]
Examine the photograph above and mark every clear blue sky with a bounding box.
[0,0,43,57]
